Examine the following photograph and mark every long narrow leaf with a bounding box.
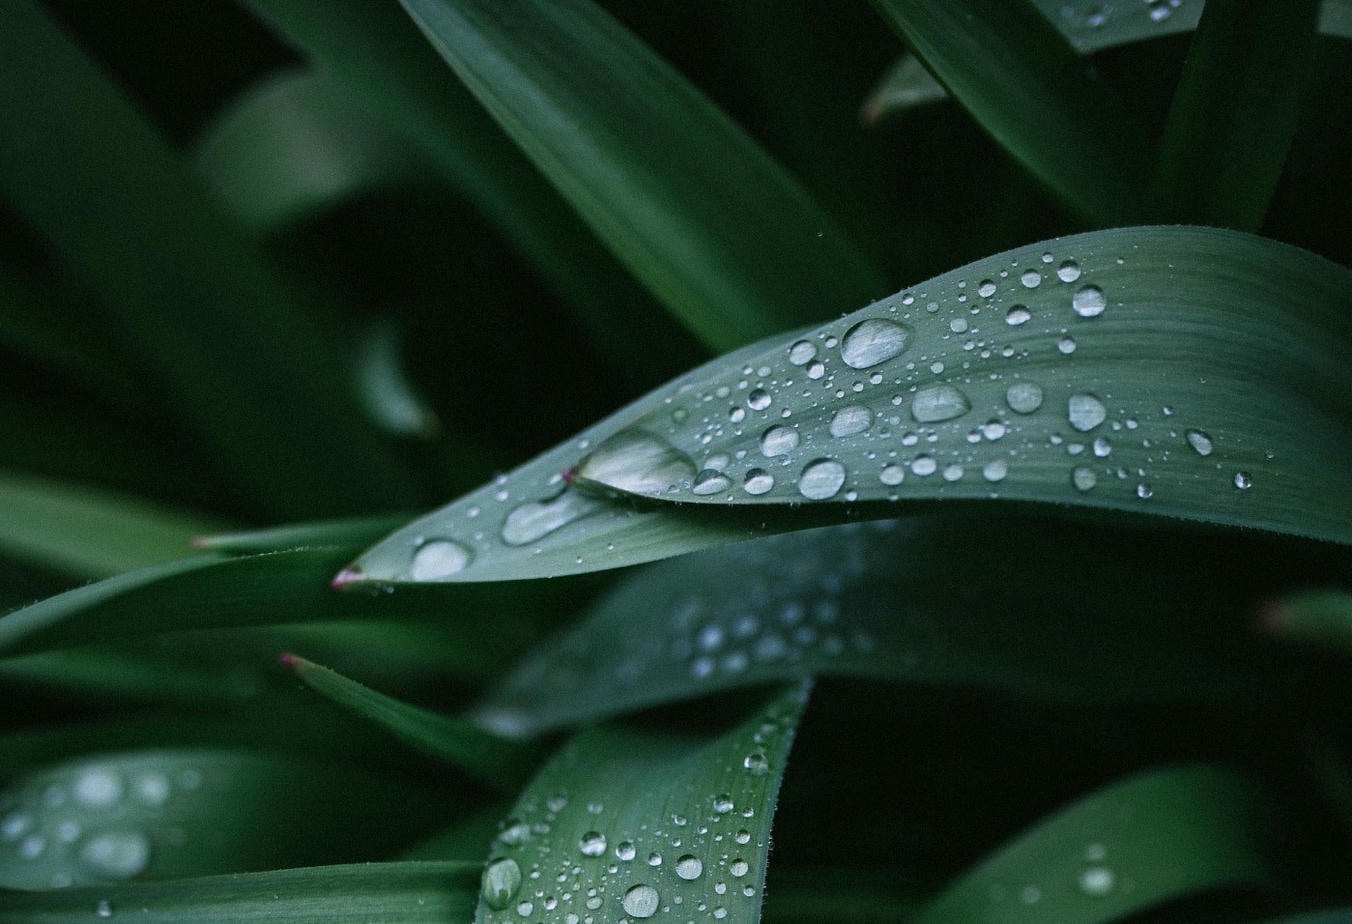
[475,682,809,923]
[397,0,883,351]
[0,861,477,923]
[0,1,420,518]
[343,226,1352,586]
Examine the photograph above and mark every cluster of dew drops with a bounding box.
[479,746,780,923]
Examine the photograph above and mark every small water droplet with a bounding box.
[622,884,660,918]
[1005,382,1044,414]
[1058,335,1078,354]
[806,361,825,380]
[981,420,1007,440]
[2,812,32,841]
[648,851,663,867]
[949,317,969,334]
[481,858,523,910]
[575,430,696,495]
[675,855,704,880]
[728,406,746,424]
[692,469,732,496]
[735,830,752,845]
[515,900,533,917]
[1067,394,1107,432]
[1071,285,1106,318]
[95,899,114,918]
[911,455,937,477]
[747,389,772,411]
[1080,867,1115,896]
[409,537,472,581]
[1136,482,1153,499]
[829,405,873,438]
[132,773,169,807]
[1185,429,1213,456]
[579,831,607,857]
[839,318,913,369]
[743,753,770,775]
[978,280,998,297]
[1020,269,1042,289]
[911,384,972,423]
[879,464,905,486]
[942,464,964,482]
[616,841,636,861]
[1072,466,1097,492]
[798,459,847,500]
[1005,305,1031,326]
[743,469,775,495]
[713,794,734,813]
[760,425,800,457]
[79,830,151,879]
[1235,471,1253,490]
[1057,260,1082,283]
[788,340,816,366]
[1092,437,1112,457]
[982,459,1008,482]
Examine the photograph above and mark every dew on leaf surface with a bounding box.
[829,405,873,438]
[1072,284,1107,318]
[911,384,972,423]
[574,430,696,495]
[839,318,912,369]
[1067,394,1107,432]
[1005,382,1044,414]
[622,883,661,918]
[410,539,471,580]
[798,459,847,500]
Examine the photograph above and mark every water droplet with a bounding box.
[743,753,769,775]
[498,820,530,846]
[95,899,114,918]
[1235,471,1253,490]
[806,361,825,380]
[949,317,969,334]
[735,830,752,845]
[1005,382,1044,414]
[1057,260,1082,283]
[760,425,800,457]
[829,405,873,438]
[516,900,534,917]
[622,884,660,918]
[942,464,964,482]
[1185,429,1213,456]
[579,831,607,857]
[1005,305,1031,326]
[981,420,1007,441]
[616,841,636,861]
[79,830,151,879]
[788,340,816,366]
[1080,867,1115,896]
[1058,335,1077,354]
[2,812,32,841]
[729,406,746,424]
[730,859,750,878]
[1020,269,1042,288]
[648,851,663,867]
[481,858,523,910]
[675,855,704,880]
[692,469,732,496]
[879,464,905,486]
[132,773,169,807]
[798,459,847,500]
[1020,885,1042,904]
[911,384,972,423]
[747,389,772,411]
[1072,466,1097,492]
[982,459,1008,482]
[74,768,123,810]
[410,539,473,580]
[1092,437,1112,458]
[839,318,912,369]
[1136,483,1153,500]
[743,469,775,496]
[1067,394,1107,432]
[978,280,998,298]
[911,455,937,477]
[1072,285,1106,318]
[502,490,599,546]
[713,795,734,814]
[575,430,696,495]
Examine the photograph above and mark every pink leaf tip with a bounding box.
[330,567,365,590]
[279,652,300,670]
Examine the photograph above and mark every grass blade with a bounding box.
[870,0,1152,223]
[194,68,435,232]
[344,226,1352,586]
[1149,0,1321,229]
[0,1,421,519]
[0,470,220,579]
[0,750,454,889]
[0,861,477,922]
[281,654,542,789]
[862,54,951,123]
[916,765,1271,922]
[474,682,809,923]
[397,0,883,351]
[190,513,413,555]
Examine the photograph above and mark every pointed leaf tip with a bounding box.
[330,567,365,590]
[280,652,301,670]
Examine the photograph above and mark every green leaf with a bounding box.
[0,1,421,518]
[194,68,435,232]
[343,226,1352,586]
[0,861,477,922]
[282,654,542,789]
[0,750,455,889]
[244,0,707,382]
[870,0,1152,223]
[469,517,1283,737]
[1262,588,1352,655]
[1149,0,1321,229]
[0,470,221,580]
[861,54,950,123]
[396,0,884,351]
[474,682,809,923]
[191,513,414,555]
[915,765,1272,922]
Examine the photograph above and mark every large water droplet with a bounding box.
[729,859,750,878]
[579,831,607,857]
[1072,285,1106,318]
[829,405,873,438]
[798,459,846,500]
[74,768,123,810]
[501,491,599,546]
[1057,260,1082,283]
[911,455,937,477]
[982,459,1008,482]
[692,469,732,496]
[911,384,972,423]
[1005,382,1044,414]
[410,539,472,580]
[574,430,696,495]
[978,280,998,298]
[79,830,150,879]
[787,340,816,366]
[743,469,775,495]
[747,389,772,411]
[1005,305,1031,326]
[1020,269,1042,288]
[481,858,523,910]
[675,855,703,880]
[1067,394,1107,432]
[840,318,912,369]
[760,425,800,457]
[622,884,660,918]
[879,464,905,486]
[1185,429,1213,456]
